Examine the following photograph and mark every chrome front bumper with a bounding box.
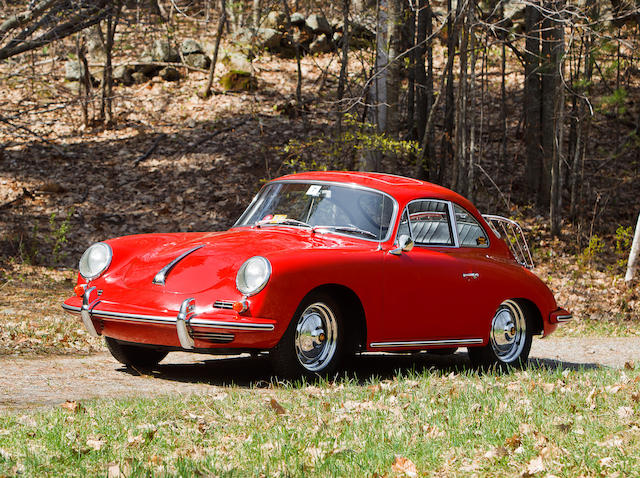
[63,288,275,350]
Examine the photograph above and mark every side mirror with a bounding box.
[389,234,414,256]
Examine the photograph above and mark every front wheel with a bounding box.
[105,337,168,368]
[270,293,344,379]
[468,300,532,370]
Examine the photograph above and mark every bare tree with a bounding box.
[0,0,113,61]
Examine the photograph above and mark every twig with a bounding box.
[0,116,67,156]
[133,133,166,167]
[0,188,35,210]
[475,163,511,211]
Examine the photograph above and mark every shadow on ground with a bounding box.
[118,351,602,388]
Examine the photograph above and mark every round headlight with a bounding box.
[236,256,271,296]
[79,242,112,281]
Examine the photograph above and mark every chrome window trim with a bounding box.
[61,304,274,331]
[370,338,483,348]
[152,244,205,285]
[233,179,399,243]
[399,198,458,248]
[452,203,491,248]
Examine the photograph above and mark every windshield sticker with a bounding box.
[306,185,322,197]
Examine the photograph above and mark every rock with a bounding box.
[159,66,181,81]
[184,53,210,70]
[221,50,252,72]
[290,12,306,26]
[151,39,179,63]
[113,65,134,85]
[234,27,283,51]
[64,60,84,81]
[306,13,332,35]
[219,70,255,91]
[309,34,332,54]
[181,39,204,56]
[131,71,148,84]
[264,11,287,30]
[136,51,159,76]
[293,26,314,47]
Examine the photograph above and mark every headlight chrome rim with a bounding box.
[79,242,112,281]
[236,256,271,296]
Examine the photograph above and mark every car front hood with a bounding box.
[102,227,362,294]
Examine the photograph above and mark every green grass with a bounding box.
[2,367,639,476]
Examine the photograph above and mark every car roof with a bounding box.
[273,171,477,210]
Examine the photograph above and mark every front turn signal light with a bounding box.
[233,300,248,313]
[74,284,87,297]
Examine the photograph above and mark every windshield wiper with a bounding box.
[312,225,378,239]
[256,218,312,228]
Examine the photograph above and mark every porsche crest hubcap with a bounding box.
[294,302,337,372]
[489,302,526,363]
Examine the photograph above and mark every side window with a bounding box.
[404,200,454,246]
[454,204,489,248]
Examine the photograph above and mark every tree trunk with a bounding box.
[524,3,543,198]
[252,0,261,27]
[625,212,640,282]
[547,0,564,237]
[203,0,227,98]
[386,0,403,137]
[100,2,122,127]
[336,0,351,135]
[440,0,457,185]
[415,0,434,180]
[406,6,416,136]
[282,0,303,107]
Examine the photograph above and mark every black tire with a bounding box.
[468,300,533,370]
[105,337,168,368]
[270,293,345,379]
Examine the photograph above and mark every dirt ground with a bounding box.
[2,337,639,411]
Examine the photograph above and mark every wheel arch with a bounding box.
[513,298,544,335]
[301,283,367,353]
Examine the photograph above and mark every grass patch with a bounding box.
[1,367,639,476]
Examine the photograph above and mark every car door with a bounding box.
[378,199,480,347]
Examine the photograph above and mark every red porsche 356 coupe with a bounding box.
[63,171,571,377]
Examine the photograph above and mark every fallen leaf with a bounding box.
[60,400,83,413]
[86,438,105,451]
[127,433,144,447]
[617,406,634,419]
[391,456,418,477]
[269,398,286,415]
[484,446,508,459]
[107,463,122,478]
[625,361,635,370]
[505,433,522,449]
[522,455,545,476]
[599,456,614,467]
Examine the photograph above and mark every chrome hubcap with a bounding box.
[294,302,337,372]
[489,302,526,363]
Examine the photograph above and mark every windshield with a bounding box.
[234,181,396,241]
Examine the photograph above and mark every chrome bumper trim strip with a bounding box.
[369,338,483,348]
[62,304,274,331]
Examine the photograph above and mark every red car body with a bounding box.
[63,171,570,374]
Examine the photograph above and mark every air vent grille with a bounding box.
[213,300,235,310]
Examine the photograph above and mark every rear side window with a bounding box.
[405,200,454,246]
[454,204,489,248]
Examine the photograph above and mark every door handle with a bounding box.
[462,272,479,280]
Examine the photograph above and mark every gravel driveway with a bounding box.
[2,337,639,410]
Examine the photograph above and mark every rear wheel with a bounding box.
[468,300,532,370]
[105,337,168,368]
[270,293,344,379]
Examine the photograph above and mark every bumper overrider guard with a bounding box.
[62,287,275,350]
